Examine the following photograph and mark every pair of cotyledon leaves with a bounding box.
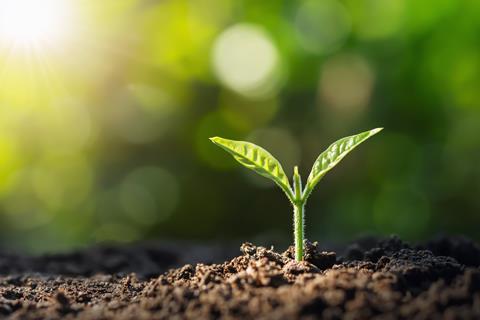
[210,128,382,204]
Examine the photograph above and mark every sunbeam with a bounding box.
[0,0,73,51]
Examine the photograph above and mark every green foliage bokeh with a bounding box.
[1,0,479,252]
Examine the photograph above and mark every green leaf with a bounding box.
[304,128,383,199]
[210,137,293,199]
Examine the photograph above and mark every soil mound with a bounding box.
[1,236,479,319]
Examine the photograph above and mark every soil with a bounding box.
[1,236,480,319]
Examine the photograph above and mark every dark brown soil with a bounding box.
[1,236,480,319]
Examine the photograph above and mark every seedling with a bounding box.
[210,128,382,261]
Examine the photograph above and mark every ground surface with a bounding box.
[1,236,480,319]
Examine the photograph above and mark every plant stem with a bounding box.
[293,203,304,261]
[292,166,304,261]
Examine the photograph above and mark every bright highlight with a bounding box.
[0,0,71,49]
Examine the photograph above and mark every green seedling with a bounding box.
[210,128,383,261]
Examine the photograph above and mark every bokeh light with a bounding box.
[295,0,351,54]
[212,23,282,99]
[32,155,93,210]
[119,166,180,226]
[319,53,374,117]
[219,92,279,132]
[105,85,177,144]
[347,0,405,40]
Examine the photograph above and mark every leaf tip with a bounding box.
[209,136,221,144]
[294,166,299,176]
[371,127,384,135]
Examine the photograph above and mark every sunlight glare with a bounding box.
[0,0,72,49]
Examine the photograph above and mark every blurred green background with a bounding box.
[0,0,479,252]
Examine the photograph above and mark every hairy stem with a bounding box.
[293,203,304,261]
[293,166,304,261]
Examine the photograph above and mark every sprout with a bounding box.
[210,128,382,261]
